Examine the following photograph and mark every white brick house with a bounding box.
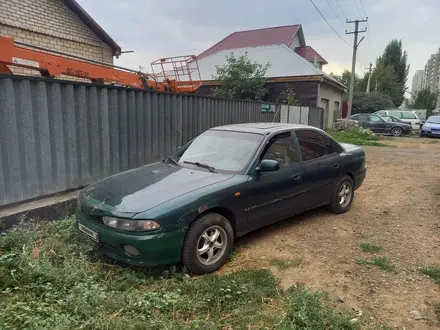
[0,0,120,72]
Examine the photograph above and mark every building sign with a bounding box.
[261,104,275,113]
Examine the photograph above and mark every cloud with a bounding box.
[77,0,440,90]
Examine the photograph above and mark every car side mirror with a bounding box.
[257,159,280,173]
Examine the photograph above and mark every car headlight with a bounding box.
[422,126,431,131]
[102,216,160,232]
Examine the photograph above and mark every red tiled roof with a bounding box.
[197,25,301,60]
[294,46,327,64]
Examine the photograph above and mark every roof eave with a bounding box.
[63,0,122,57]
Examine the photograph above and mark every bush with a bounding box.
[352,92,394,114]
[327,126,391,147]
[332,119,360,131]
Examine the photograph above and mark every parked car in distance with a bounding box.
[374,109,421,129]
[346,113,412,136]
[76,123,367,275]
[420,116,440,138]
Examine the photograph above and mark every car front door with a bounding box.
[245,131,305,232]
[354,114,370,129]
[294,129,343,210]
[368,114,388,133]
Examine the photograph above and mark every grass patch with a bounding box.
[354,257,396,273]
[435,303,440,323]
[327,129,392,147]
[0,218,358,330]
[420,266,440,285]
[270,258,301,270]
[360,243,383,253]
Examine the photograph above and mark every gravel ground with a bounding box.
[221,137,440,329]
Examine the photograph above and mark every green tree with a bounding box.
[409,88,438,116]
[213,52,270,101]
[329,69,367,98]
[371,62,401,106]
[375,40,409,105]
[352,91,394,114]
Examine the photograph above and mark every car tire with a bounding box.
[182,212,234,275]
[391,126,403,137]
[327,175,355,214]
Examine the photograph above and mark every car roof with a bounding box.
[209,122,314,134]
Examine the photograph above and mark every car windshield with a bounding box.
[426,117,440,124]
[175,130,264,173]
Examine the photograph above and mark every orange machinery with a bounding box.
[0,36,202,93]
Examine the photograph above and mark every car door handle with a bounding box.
[333,164,340,169]
[292,174,301,180]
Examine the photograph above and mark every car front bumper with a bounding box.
[420,130,440,137]
[76,208,184,267]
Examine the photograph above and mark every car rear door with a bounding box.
[293,129,343,210]
[401,111,420,129]
[245,131,306,232]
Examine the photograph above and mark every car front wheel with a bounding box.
[327,175,354,214]
[182,212,234,275]
[391,126,403,137]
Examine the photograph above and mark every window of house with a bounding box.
[261,133,298,168]
[295,129,327,161]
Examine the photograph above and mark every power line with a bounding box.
[358,0,373,50]
[309,0,351,47]
[334,0,348,19]
[324,0,345,28]
[401,12,438,40]
[353,0,362,17]
[358,0,368,16]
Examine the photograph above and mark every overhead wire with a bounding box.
[324,0,345,28]
[353,0,362,17]
[358,0,373,52]
[334,0,348,20]
[309,0,352,47]
[401,11,438,41]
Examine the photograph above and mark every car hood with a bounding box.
[81,162,234,214]
[423,122,440,129]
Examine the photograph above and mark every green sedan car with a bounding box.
[76,123,366,274]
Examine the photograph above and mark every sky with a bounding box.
[77,0,440,92]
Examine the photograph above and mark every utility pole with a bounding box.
[365,62,373,94]
[346,18,368,116]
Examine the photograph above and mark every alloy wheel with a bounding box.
[196,226,228,266]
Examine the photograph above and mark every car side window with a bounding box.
[349,114,359,120]
[261,133,298,168]
[295,129,327,161]
[358,114,369,121]
[370,115,383,122]
[390,111,403,118]
[402,112,417,119]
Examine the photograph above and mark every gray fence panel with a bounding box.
[0,75,284,207]
[308,107,325,129]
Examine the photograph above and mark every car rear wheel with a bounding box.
[182,212,234,275]
[391,126,403,137]
[327,175,354,214]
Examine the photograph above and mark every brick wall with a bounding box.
[0,0,114,79]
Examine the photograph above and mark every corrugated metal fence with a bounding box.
[0,75,280,207]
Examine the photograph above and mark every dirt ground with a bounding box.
[223,137,440,329]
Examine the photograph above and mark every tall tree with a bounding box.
[371,62,401,106]
[213,52,270,101]
[375,40,409,105]
[409,88,438,116]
